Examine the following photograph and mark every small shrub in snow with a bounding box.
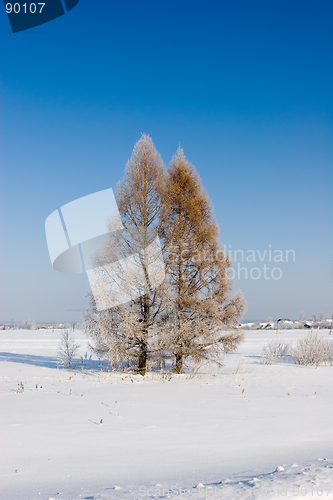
[261,339,289,364]
[58,329,80,369]
[16,382,24,393]
[292,333,333,366]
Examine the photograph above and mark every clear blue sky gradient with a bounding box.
[0,0,332,322]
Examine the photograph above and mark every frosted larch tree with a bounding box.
[159,147,245,373]
[85,134,167,375]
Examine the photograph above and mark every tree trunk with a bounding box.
[138,344,147,376]
[174,353,183,373]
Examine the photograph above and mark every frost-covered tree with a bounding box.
[85,139,245,376]
[299,311,306,323]
[317,312,325,322]
[58,329,80,369]
[159,147,245,373]
[85,134,166,375]
[20,319,37,330]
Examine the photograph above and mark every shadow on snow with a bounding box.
[0,352,109,371]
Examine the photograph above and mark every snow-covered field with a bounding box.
[1,329,332,500]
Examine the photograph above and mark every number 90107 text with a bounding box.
[6,3,45,14]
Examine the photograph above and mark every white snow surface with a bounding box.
[1,329,332,500]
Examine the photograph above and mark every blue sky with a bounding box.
[0,0,332,322]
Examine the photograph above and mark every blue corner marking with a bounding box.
[64,0,79,12]
[3,0,80,33]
